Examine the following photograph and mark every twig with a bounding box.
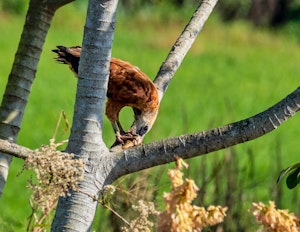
[52,110,69,141]
[78,189,131,227]
[101,202,131,227]
[34,200,58,231]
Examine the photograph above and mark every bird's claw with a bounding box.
[112,131,143,149]
[116,131,135,144]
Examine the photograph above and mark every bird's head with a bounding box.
[130,108,158,144]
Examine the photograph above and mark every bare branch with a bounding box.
[111,87,300,178]
[154,0,218,101]
[1,85,299,194]
[0,139,34,159]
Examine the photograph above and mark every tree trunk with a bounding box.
[0,0,75,197]
[0,0,53,197]
[51,0,118,230]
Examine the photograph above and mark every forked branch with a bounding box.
[1,88,299,177]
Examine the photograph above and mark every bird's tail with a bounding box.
[52,46,81,75]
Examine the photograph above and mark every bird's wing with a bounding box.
[108,58,158,110]
[52,47,158,110]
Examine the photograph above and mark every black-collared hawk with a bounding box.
[52,46,159,148]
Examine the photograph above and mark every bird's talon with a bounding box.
[116,132,125,144]
[115,131,135,145]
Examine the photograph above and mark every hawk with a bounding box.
[52,46,159,148]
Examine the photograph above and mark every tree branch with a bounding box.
[110,87,300,178]
[0,139,33,159]
[154,0,218,101]
[1,86,299,182]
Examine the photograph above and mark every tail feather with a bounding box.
[52,46,81,75]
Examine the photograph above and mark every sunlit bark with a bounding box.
[51,0,118,230]
[0,0,74,197]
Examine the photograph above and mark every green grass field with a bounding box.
[1,2,300,231]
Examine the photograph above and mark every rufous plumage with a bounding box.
[52,46,159,148]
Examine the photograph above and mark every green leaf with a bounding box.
[286,167,300,189]
[277,163,300,184]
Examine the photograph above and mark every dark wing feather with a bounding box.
[52,46,81,74]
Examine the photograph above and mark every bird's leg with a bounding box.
[117,120,126,135]
[113,121,135,145]
[111,122,124,144]
[117,120,135,140]
[123,123,143,146]
[127,119,138,136]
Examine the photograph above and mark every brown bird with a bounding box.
[52,46,159,148]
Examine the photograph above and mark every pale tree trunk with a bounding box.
[0,0,74,197]
[51,0,221,230]
[51,0,118,230]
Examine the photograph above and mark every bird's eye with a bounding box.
[143,126,148,132]
[138,126,149,136]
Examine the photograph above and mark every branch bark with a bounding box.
[0,139,32,159]
[154,0,219,101]
[51,0,118,230]
[109,87,300,178]
[2,87,299,181]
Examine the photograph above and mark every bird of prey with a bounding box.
[52,46,159,148]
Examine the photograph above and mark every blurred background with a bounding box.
[0,0,300,231]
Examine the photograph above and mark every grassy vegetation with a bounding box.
[1,2,300,231]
